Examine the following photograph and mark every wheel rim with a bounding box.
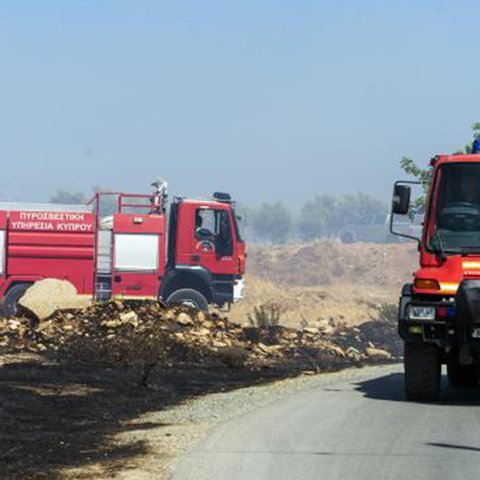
[180,299,199,309]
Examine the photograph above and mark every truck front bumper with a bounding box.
[398,280,480,365]
[398,299,480,356]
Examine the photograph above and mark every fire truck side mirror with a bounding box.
[392,184,411,215]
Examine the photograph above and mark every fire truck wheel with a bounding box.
[404,342,441,401]
[1,283,31,318]
[166,289,209,311]
[447,361,478,388]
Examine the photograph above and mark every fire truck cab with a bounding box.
[392,154,480,400]
[0,181,246,316]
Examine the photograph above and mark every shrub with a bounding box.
[247,302,282,328]
[373,302,397,322]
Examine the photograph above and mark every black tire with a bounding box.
[340,232,355,244]
[447,361,478,388]
[1,283,31,318]
[404,342,441,401]
[166,288,209,311]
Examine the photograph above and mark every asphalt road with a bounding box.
[172,364,480,480]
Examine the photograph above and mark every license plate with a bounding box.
[472,328,480,339]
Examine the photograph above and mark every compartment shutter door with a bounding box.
[114,234,159,271]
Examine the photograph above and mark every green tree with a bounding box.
[251,202,293,244]
[399,123,480,204]
[399,156,431,200]
[463,122,480,154]
[297,194,336,240]
[233,203,252,239]
[335,193,387,226]
[298,193,387,240]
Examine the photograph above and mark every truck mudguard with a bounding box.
[160,265,213,301]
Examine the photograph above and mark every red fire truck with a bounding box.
[0,180,246,316]
[392,154,480,400]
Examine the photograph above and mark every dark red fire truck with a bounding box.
[0,180,245,316]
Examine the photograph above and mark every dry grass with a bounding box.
[228,276,398,328]
[246,240,417,287]
[229,242,417,329]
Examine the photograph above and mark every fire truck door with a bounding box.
[110,213,165,299]
[192,208,235,274]
[111,230,162,299]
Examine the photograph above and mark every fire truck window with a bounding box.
[195,209,215,240]
[195,208,233,256]
[429,163,480,253]
[215,210,233,256]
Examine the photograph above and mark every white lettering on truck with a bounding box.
[11,221,55,230]
[19,212,85,222]
[11,212,93,231]
[57,223,93,231]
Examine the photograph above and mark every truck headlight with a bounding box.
[408,305,435,321]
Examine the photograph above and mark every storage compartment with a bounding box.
[114,234,159,272]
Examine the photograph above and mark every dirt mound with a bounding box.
[247,241,418,287]
[0,300,400,379]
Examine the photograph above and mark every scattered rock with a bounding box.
[282,331,298,341]
[0,297,400,373]
[345,347,362,361]
[365,347,392,359]
[119,311,138,325]
[316,319,335,334]
[101,319,121,329]
[177,313,194,326]
[191,327,210,337]
[327,345,346,357]
[8,320,21,331]
[320,325,336,335]
[257,342,273,354]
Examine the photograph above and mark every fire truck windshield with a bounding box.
[428,163,480,254]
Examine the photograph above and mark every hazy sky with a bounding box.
[1,0,479,207]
